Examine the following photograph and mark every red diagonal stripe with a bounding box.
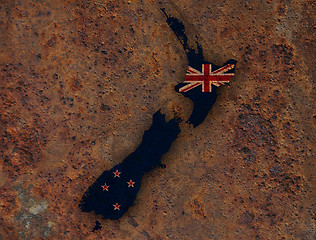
[187,67,201,74]
[212,64,234,74]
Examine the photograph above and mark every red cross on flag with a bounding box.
[179,63,235,93]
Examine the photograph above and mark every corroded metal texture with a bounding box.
[0,0,314,239]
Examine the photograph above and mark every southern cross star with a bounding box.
[113,203,120,210]
[127,180,135,188]
[101,183,109,191]
[113,170,121,178]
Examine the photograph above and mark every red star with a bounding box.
[113,203,120,210]
[127,179,135,188]
[113,170,121,178]
[101,183,109,191]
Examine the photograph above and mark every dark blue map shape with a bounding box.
[79,10,236,220]
[92,221,102,232]
[79,111,180,220]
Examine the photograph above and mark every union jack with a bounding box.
[179,63,235,93]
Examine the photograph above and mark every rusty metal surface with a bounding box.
[0,0,314,239]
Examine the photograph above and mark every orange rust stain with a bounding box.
[168,100,184,120]
[70,78,84,92]
[186,197,206,219]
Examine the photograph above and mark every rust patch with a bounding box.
[186,197,206,219]
[238,210,255,226]
[46,35,57,48]
[70,78,83,92]
[271,44,294,66]
[1,123,42,180]
[168,100,184,120]
[0,187,18,215]
[276,3,287,16]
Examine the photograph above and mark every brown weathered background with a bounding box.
[0,0,315,239]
